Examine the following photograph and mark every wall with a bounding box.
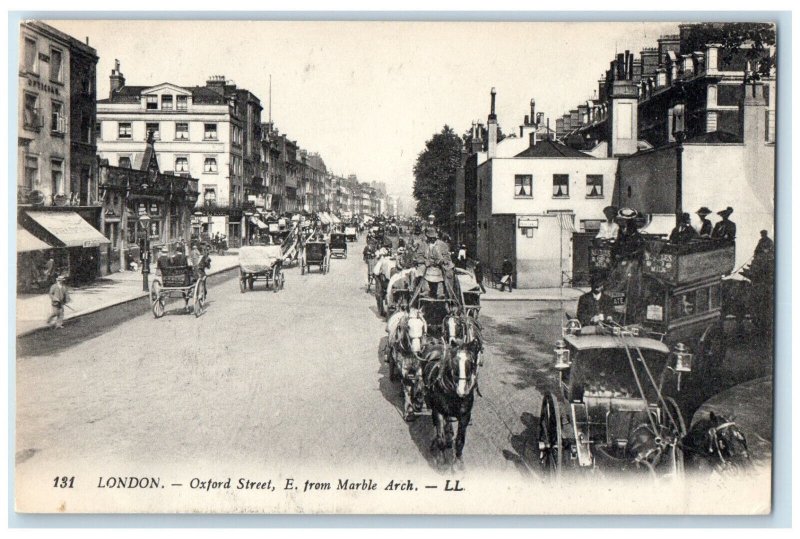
[615,145,678,214]
[512,213,571,288]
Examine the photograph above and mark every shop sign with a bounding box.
[26,77,60,95]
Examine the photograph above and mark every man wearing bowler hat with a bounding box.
[669,212,698,244]
[576,274,615,327]
[696,207,713,237]
[712,206,736,241]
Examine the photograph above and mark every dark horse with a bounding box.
[683,411,751,473]
[422,313,483,469]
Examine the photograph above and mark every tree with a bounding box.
[684,23,776,81]
[412,125,463,226]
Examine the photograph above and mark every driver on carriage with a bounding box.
[412,228,455,299]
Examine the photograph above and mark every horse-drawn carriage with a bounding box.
[329,232,348,259]
[528,321,689,480]
[301,240,330,275]
[344,226,358,242]
[238,245,285,293]
[150,265,207,318]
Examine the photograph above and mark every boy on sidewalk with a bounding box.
[47,274,70,329]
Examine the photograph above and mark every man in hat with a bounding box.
[615,208,644,260]
[696,207,713,237]
[47,274,70,329]
[413,228,453,298]
[754,229,774,257]
[595,206,620,242]
[669,212,698,244]
[155,246,172,275]
[576,275,615,327]
[712,207,736,241]
[172,242,188,267]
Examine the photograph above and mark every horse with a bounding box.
[386,308,430,421]
[683,411,751,473]
[422,338,481,469]
[443,311,484,361]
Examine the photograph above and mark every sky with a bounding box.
[48,19,679,196]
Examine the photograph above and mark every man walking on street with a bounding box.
[473,261,486,293]
[499,256,513,292]
[47,274,70,329]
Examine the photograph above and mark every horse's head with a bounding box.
[452,344,479,398]
[406,309,427,354]
[705,412,750,469]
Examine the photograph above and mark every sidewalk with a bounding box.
[480,286,587,302]
[16,255,240,337]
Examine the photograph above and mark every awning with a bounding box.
[17,226,53,252]
[331,214,341,224]
[25,211,110,248]
[555,212,577,233]
[249,216,268,230]
[319,213,331,225]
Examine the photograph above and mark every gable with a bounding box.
[141,83,192,96]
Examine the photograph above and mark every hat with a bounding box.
[56,274,65,281]
[617,207,638,220]
[590,273,606,288]
[760,229,769,235]
[717,206,734,218]
[602,205,617,218]
[681,212,691,222]
[696,206,712,216]
[425,228,437,239]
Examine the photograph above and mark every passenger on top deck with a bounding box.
[595,205,620,242]
[668,212,698,244]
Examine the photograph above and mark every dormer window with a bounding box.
[176,95,188,111]
[146,96,158,110]
[161,95,173,110]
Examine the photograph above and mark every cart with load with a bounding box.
[329,232,348,259]
[527,321,689,481]
[455,268,483,319]
[238,245,285,293]
[345,226,358,242]
[150,265,207,318]
[301,240,330,275]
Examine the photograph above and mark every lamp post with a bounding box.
[138,213,151,291]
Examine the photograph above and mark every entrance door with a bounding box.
[80,166,90,206]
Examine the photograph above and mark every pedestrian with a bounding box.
[47,274,70,329]
[42,255,55,284]
[155,246,171,275]
[696,207,713,237]
[172,242,188,266]
[190,242,202,278]
[473,261,486,293]
[669,212,698,244]
[711,206,736,241]
[457,244,467,269]
[576,275,615,327]
[754,229,774,256]
[499,256,513,292]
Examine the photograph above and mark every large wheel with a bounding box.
[537,393,563,479]
[664,396,686,478]
[152,296,165,318]
[239,271,246,293]
[248,276,254,290]
[301,262,306,275]
[193,279,206,317]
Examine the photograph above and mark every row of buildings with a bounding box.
[16,21,391,290]
[453,23,775,288]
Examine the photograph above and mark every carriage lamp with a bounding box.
[554,340,571,370]
[562,319,582,337]
[673,343,693,373]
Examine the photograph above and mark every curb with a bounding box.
[481,295,582,302]
[16,264,240,338]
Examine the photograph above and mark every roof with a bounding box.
[514,138,593,159]
[99,85,227,105]
[564,333,670,354]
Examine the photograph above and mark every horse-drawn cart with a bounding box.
[150,266,207,318]
[238,245,285,293]
[301,240,330,275]
[330,232,348,259]
[527,322,689,480]
[345,226,358,242]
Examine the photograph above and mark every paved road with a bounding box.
[15,238,548,480]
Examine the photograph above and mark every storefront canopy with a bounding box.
[17,226,53,252]
[250,216,268,230]
[25,211,110,248]
[330,214,341,224]
[319,213,331,225]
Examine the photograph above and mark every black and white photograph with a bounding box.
[12,17,778,515]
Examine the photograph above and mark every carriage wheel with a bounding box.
[301,262,306,275]
[664,396,686,478]
[152,296,165,318]
[239,271,246,293]
[150,279,163,302]
[537,393,563,479]
[193,279,206,317]
[248,276,254,290]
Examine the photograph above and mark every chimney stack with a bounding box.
[530,99,536,125]
[487,88,498,158]
[206,75,227,96]
[109,59,125,98]
[608,76,640,157]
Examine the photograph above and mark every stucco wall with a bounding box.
[615,146,678,214]
[513,213,571,288]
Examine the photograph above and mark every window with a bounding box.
[82,116,92,143]
[118,156,132,168]
[203,157,218,173]
[95,122,102,141]
[204,188,217,205]
[175,122,189,140]
[49,48,63,82]
[553,174,569,197]
[175,157,189,172]
[23,37,37,73]
[146,122,160,140]
[23,93,40,129]
[161,95,173,110]
[51,159,64,196]
[176,95,188,111]
[204,123,218,140]
[586,174,603,197]
[24,156,38,189]
[145,95,158,110]
[51,101,65,133]
[118,122,132,139]
[514,175,533,197]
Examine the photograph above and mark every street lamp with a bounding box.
[138,213,151,291]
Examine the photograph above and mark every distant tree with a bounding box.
[413,125,463,225]
[684,23,776,82]
[461,124,507,149]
